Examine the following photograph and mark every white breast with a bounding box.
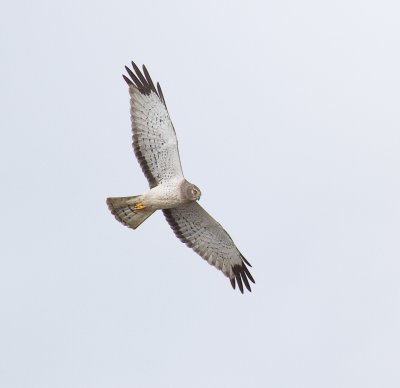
[144,179,184,209]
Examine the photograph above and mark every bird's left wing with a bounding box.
[123,62,184,188]
[163,203,255,293]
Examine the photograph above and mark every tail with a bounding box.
[106,195,155,229]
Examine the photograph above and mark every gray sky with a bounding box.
[1,1,400,387]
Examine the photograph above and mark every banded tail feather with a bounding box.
[106,196,154,229]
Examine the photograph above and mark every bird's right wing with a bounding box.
[123,62,184,188]
[163,202,255,293]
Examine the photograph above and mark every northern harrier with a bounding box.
[106,62,255,293]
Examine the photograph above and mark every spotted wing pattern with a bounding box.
[123,62,184,188]
[163,202,255,293]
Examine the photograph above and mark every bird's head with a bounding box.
[182,180,202,201]
[190,184,202,201]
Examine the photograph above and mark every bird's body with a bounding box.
[107,61,255,293]
[137,178,191,210]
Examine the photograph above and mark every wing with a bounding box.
[123,62,184,188]
[163,203,255,293]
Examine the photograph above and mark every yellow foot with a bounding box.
[133,202,145,210]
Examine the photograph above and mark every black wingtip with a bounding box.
[131,61,148,86]
[242,262,255,284]
[157,82,164,99]
[142,65,156,93]
[232,261,255,293]
[122,74,133,86]
[241,271,251,292]
[241,255,252,267]
[123,61,167,107]
[125,66,143,90]
[234,268,244,293]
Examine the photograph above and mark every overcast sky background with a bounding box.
[1,1,400,387]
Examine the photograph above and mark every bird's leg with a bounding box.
[133,202,146,210]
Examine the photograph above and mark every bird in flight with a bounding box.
[106,61,255,293]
